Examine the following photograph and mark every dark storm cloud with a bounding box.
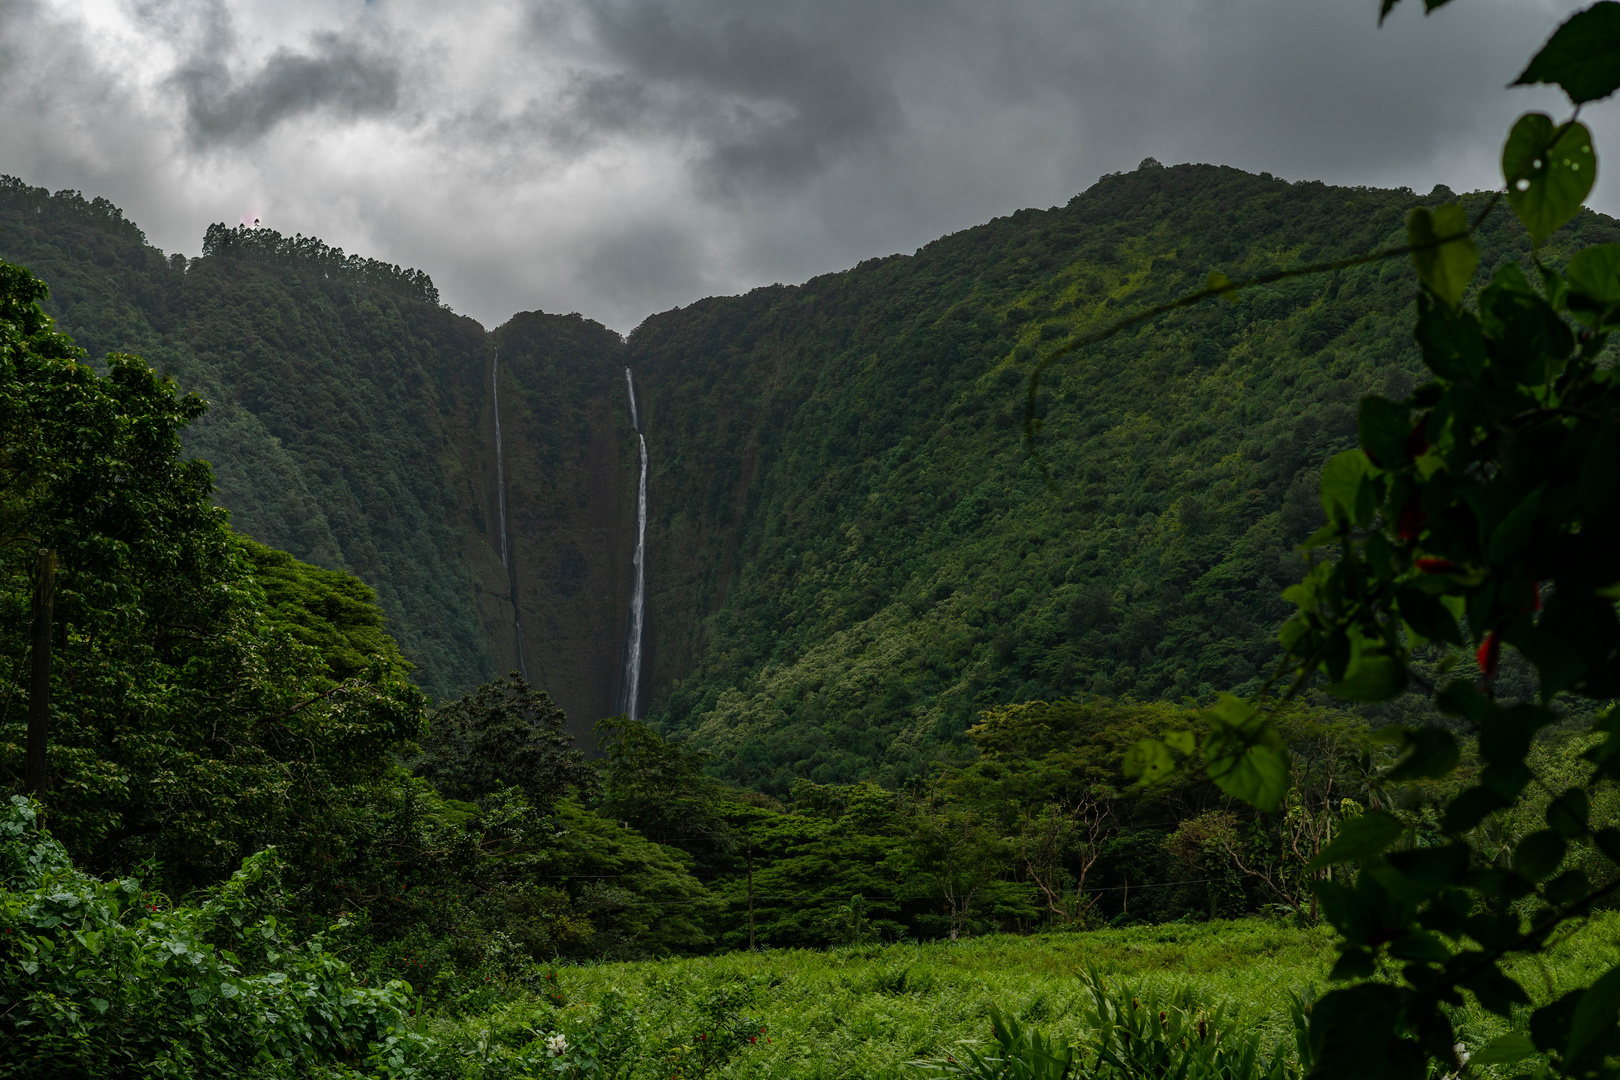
[566,0,910,189]
[0,0,1605,334]
[175,31,401,147]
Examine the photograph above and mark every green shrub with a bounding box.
[0,796,431,1078]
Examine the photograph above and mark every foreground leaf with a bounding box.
[1515,2,1620,104]
[1468,1032,1534,1066]
[1406,204,1478,309]
[1202,695,1290,811]
[1503,114,1596,247]
[1308,810,1405,870]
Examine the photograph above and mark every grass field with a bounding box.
[426,915,1620,1079]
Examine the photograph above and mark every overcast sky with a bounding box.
[0,0,1606,332]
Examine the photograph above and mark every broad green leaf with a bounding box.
[1202,694,1290,811]
[1381,725,1460,781]
[1504,114,1596,247]
[1328,948,1376,980]
[1468,1032,1535,1066]
[1512,829,1568,882]
[1569,963,1620,1064]
[1515,2,1620,104]
[1207,692,1257,726]
[1581,425,1619,511]
[1547,868,1594,906]
[1319,449,1375,527]
[1406,204,1478,309]
[1396,587,1464,647]
[1307,985,1406,1080]
[1308,809,1405,870]
[1123,738,1176,786]
[1206,737,1289,810]
[1164,729,1196,755]
[1358,396,1411,468]
[1413,293,1486,381]
[1565,243,1620,328]
[1547,787,1591,839]
[1487,487,1542,563]
[1386,929,1451,963]
[1443,785,1511,833]
[1327,652,1405,702]
[1327,627,1407,702]
[1384,842,1469,889]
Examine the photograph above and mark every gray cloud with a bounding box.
[175,31,400,147]
[0,0,1609,335]
[574,0,908,190]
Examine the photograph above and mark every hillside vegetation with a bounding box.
[5,165,1611,787]
[633,165,1617,792]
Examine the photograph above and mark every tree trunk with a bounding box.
[25,549,57,797]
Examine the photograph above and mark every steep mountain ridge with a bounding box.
[4,165,1611,781]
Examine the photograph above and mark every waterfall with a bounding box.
[622,367,647,720]
[492,348,529,682]
[493,349,510,569]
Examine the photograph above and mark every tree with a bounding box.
[416,672,597,812]
[0,259,423,887]
[594,715,728,855]
[894,790,1010,941]
[1114,4,1620,1076]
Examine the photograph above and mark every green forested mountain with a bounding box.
[631,165,1617,793]
[3,164,1612,787]
[0,180,500,704]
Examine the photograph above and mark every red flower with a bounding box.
[1415,558,1456,574]
[1397,498,1426,542]
[1477,632,1501,680]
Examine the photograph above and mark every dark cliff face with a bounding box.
[489,312,635,743]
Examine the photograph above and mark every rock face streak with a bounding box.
[619,367,647,721]
[491,347,529,682]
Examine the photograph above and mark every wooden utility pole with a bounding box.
[25,549,56,796]
[746,837,755,950]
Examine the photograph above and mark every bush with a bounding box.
[0,796,431,1078]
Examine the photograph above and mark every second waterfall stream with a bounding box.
[622,367,648,721]
[491,347,528,681]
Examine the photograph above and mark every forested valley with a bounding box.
[6,137,1620,1077]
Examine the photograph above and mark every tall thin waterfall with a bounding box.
[492,348,529,681]
[622,367,648,720]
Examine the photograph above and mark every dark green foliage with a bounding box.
[416,674,597,811]
[10,164,1619,793]
[1132,9,1620,1076]
[246,537,411,683]
[595,715,728,852]
[0,179,497,704]
[0,259,423,889]
[0,797,430,1079]
[201,222,439,304]
[634,163,1620,795]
